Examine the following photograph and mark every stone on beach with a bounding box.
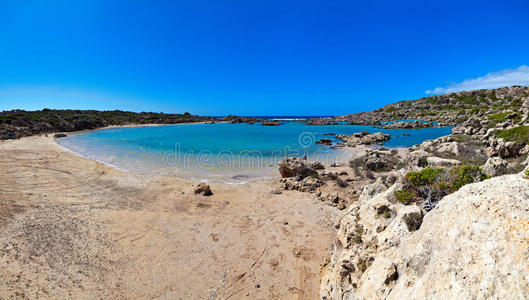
[194,183,213,196]
[278,157,324,179]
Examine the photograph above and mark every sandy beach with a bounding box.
[0,135,339,299]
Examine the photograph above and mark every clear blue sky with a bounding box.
[1,0,528,116]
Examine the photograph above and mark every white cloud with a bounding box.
[426,65,529,94]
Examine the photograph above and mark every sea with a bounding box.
[57,118,452,182]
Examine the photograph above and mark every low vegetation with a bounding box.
[0,109,214,139]
[495,126,529,144]
[394,165,487,208]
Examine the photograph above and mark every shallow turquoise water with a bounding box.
[58,122,452,181]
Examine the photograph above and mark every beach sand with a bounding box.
[0,135,339,299]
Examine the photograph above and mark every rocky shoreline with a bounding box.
[268,85,529,298]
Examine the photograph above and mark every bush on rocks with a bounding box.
[394,165,487,210]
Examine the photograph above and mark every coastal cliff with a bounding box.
[320,170,529,299]
[317,85,529,298]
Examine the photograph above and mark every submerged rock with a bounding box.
[316,138,333,145]
[261,121,281,126]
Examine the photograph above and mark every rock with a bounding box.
[277,157,320,179]
[321,174,529,299]
[194,183,213,196]
[380,120,433,129]
[496,141,522,158]
[316,138,333,145]
[426,156,461,167]
[482,157,508,177]
[405,150,430,167]
[335,131,390,147]
[282,176,324,192]
[53,133,67,138]
[354,150,403,173]
[305,118,339,125]
[520,144,529,156]
[270,189,282,195]
[261,121,281,126]
[309,161,325,170]
[436,142,463,156]
[402,211,423,232]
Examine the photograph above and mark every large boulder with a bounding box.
[277,157,322,179]
[482,157,508,177]
[336,131,390,147]
[426,156,462,167]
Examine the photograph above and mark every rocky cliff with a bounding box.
[320,168,529,299]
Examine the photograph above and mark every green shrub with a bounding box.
[496,126,529,144]
[405,167,443,186]
[524,169,529,179]
[448,165,488,192]
[394,189,416,205]
[488,112,511,122]
[398,165,486,209]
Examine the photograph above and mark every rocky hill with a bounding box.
[318,85,529,127]
[0,109,215,139]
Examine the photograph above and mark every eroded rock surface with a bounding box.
[321,173,529,299]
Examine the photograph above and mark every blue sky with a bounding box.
[1,0,528,116]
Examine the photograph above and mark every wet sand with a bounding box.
[0,135,339,299]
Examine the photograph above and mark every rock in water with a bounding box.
[54,133,67,138]
[335,131,390,147]
[194,183,213,196]
[316,138,333,145]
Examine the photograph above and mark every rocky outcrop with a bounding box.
[484,137,525,158]
[335,86,529,126]
[278,157,324,179]
[336,131,390,147]
[482,157,508,177]
[425,156,461,167]
[316,138,333,145]
[377,120,433,129]
[261,121,281,126]
[320,172,529,299]
[305,118,339,125]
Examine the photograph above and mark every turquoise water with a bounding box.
[58,122,452,181]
